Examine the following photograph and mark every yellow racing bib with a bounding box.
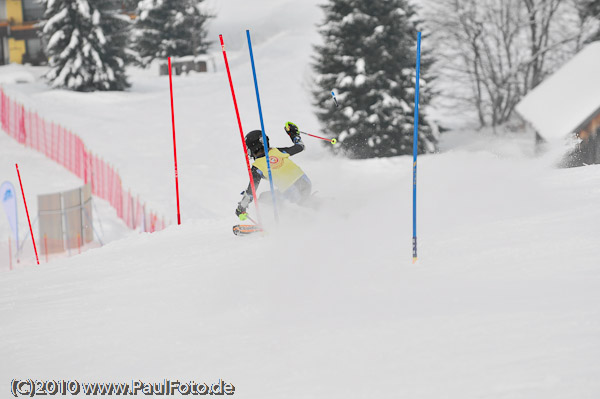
[252,148,305,191]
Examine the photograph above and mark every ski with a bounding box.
[232,224,263,236]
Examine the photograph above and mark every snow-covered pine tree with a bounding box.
[132,0,212,67]
[95,0,134,79]
[313,0,438,158]
[41,0,130,91]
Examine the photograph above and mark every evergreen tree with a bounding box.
[96,0,135,73]
[132,0,212,67]
[41,0,130,91]
[313,0,438,158]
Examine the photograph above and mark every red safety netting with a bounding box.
[1,89,167,233]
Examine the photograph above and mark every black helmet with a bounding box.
[245,130,269,158]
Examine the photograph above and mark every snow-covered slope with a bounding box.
[1,0,600,397]
[2,148,600,398]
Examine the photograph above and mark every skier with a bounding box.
[235,122,312,221]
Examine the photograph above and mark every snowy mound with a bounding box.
[0,64,37,84]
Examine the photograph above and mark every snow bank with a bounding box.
[0,64,36,84]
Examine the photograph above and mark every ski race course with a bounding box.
[1,0,600,398]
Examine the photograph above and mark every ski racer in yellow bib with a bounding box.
[235,122,312,219]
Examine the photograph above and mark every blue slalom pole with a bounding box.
[412,32,421,264]
[246,29,279,222]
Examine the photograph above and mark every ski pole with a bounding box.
[246,214,258,225]
[239,212,259,225]
[331,91,339,107]
[299,131,337,144]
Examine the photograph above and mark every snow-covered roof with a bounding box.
[516,41,600,141]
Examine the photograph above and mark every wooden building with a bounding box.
[571,107,600,166]
[0,0,44,65]
[516,42,600,166]
[1,0,135,66]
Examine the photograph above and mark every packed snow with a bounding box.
[0,64,36,85]
[1,0,599,398]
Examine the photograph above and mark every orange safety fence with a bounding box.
[1,88,167,233]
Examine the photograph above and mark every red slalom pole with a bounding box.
[15,164,40,265]
[219,35,261,224]
[299,130,337,144]
[168,57,182,225]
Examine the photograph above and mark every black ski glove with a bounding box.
[235,204,245,216]
[285,122,300,140]
[235,204,247,221]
